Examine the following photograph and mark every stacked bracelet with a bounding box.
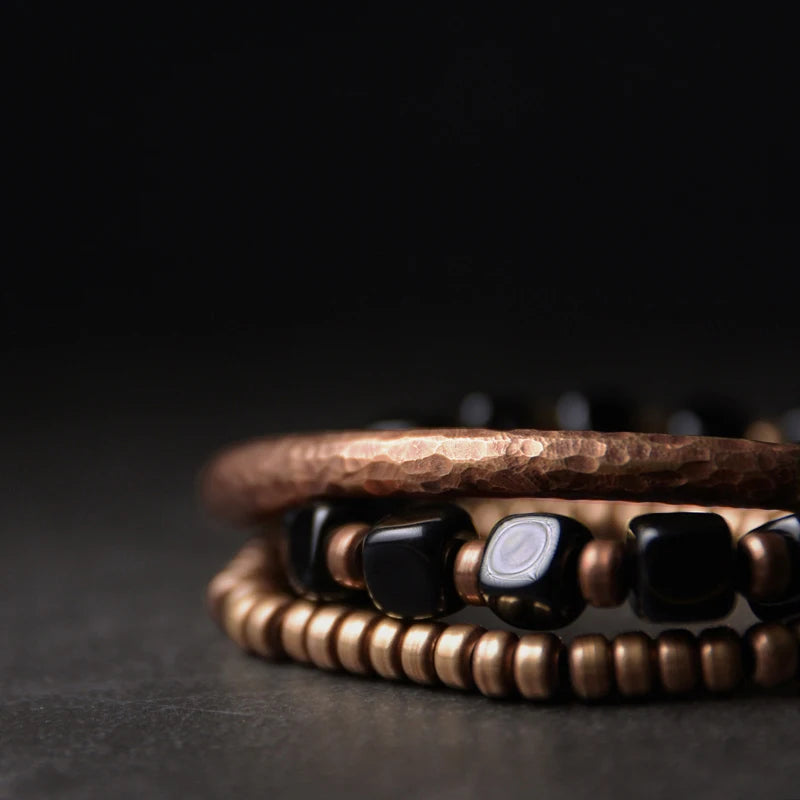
[202,429,800,702]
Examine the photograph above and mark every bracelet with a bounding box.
[202,428,800,702]
[208,524,800,701]
[200,429,800,524]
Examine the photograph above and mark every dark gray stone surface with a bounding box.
[2,351,800,800]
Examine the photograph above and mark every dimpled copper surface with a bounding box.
[201,429,800,525]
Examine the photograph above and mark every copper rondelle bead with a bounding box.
[222,588,266,650]
[738,531,793,602]
[244,593,293,659]
[368,617,407,680]
[578,540,628,607]
[207,571,245,623]
[400,622,446,685]
[473,630,518,698]
[569,634,613,700]
[613,632,655,698]
[335,610,381,675]
[305,604,351,671]
[279,599,317,663]
[453,540,486,605]
[326,523,370,590]
[747,622,799,688]
[513,633,563,700]
[433,624,485,690]
[699,627,743,693]
[657,630,699,694]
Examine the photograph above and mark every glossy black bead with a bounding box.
[362,504,475,620]
[746,514,800,621]
[479,514,592,629]
[628,512,735,623]
[285,500,392,601]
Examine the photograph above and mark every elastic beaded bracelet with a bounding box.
[202,428,800,703]
[208,534,800,702]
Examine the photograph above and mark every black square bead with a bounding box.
[285,500,392,601]
[746,514,800,621]
[479,513,591,630]
[628,512,735,623]
[362,504,475,620]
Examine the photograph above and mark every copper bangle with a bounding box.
[201,428,800,524]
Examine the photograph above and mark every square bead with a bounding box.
[629,512,735,623]
[479,513,591,629]
[362,505,474,619]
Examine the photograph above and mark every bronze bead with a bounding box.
[744,419,783,444]
[207,570,244,624]
[472,630,518,698]
[279,599,317,663]
[222,588,266,650]
[226,537,269,574]
[747,622,799,688]
[433,624,485,690]
[400,622,446,685]
[326,523,370,590]
[699,626,743,693]
[453,540,486,605]
[368,617,407,680]
[578,540,628,607]
[738,531,792,602]
[613,631,655,698]
[569,634,613,700]
[243,593,293,659]
[305,604,351,671]
[657,630,699,694]
[513,633,563,700]
[335,610,381,676]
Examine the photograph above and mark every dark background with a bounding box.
[3,6,800,798]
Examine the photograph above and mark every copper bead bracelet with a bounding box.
[202,429,800,702]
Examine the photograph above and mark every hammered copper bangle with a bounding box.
[201,429,800,524]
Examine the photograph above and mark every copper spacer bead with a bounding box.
[305,604,351,671]
[578,539,628,607]
[368,617,407,680]
[569,634,613,700]
[513,633,563,700]
[744,419,784,444]
[207,570,246,624]
[453,539,486,605]
[738,531,793,602]
[326,523,370,590]
[657,630,699,694]
[400,622,447,685]
[335,610,381,676]
[699,626,743,693]
[222,587,267,650]
[433,624,485,690]
[613,632,655,698]
[747,622,799,688]
[279,599,317,663]
[472,630,518,698]
[243,593,293,659]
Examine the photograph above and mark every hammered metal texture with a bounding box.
[200,428,800,526]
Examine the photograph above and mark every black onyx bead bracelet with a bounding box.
[201,428,800,702]
[282,500,800,628]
